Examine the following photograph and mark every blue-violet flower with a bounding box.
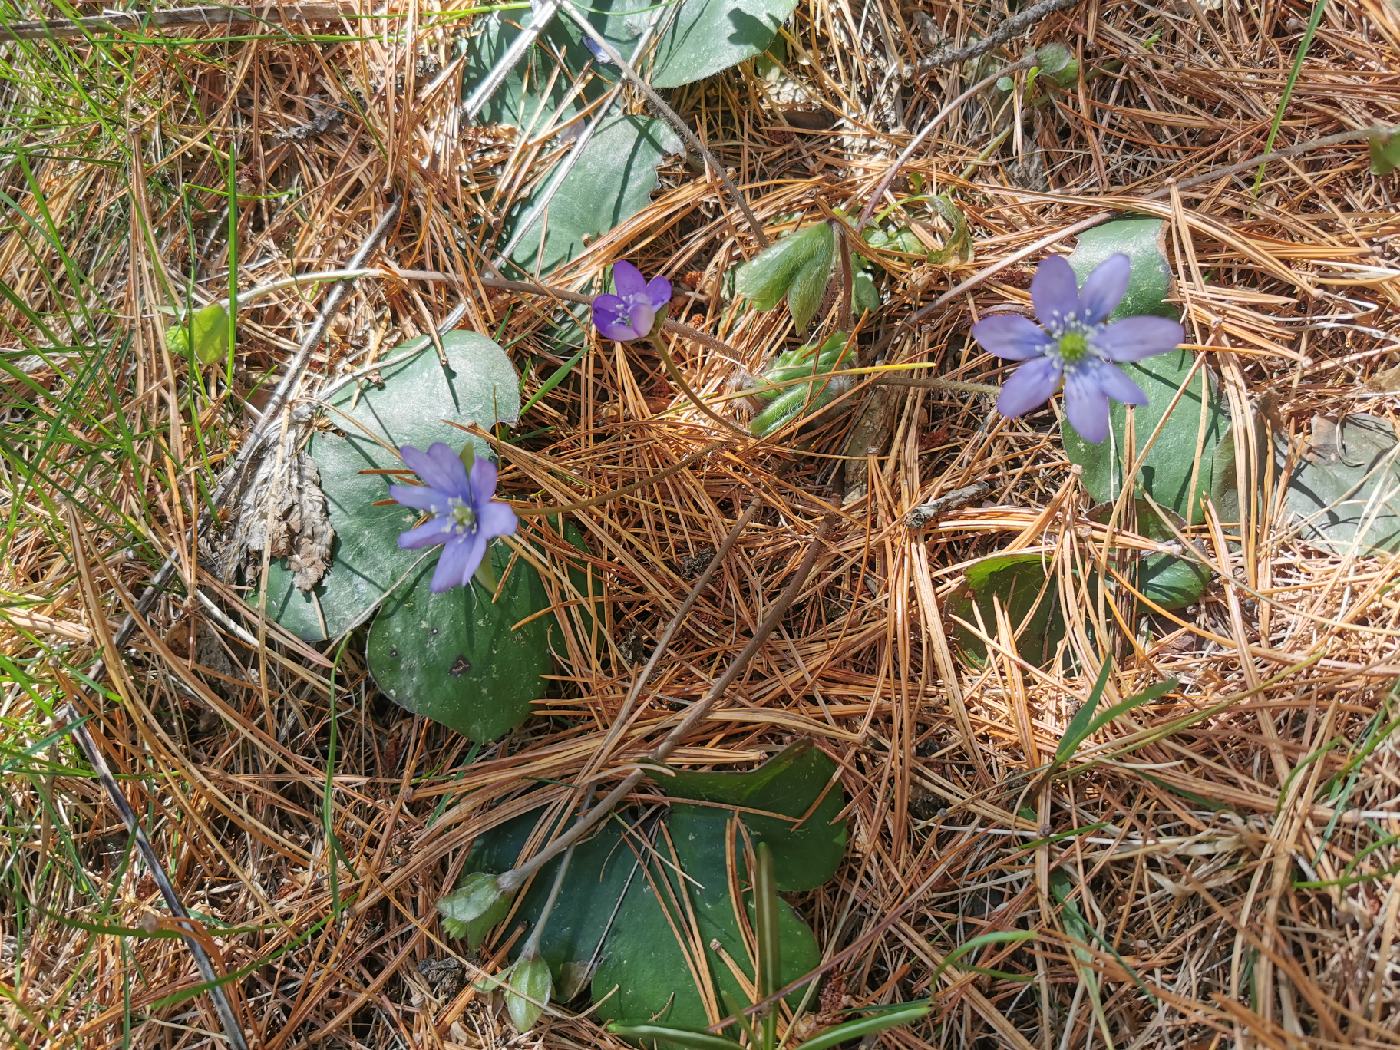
[391,442,517,593]
[592,260,671,342]
[971,253,1185,443]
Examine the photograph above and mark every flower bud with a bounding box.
[504,952,553,1033]
[436,872,512,948]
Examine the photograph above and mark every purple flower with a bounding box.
[592,260,671,342]
[391,442,517,593]
[972,254,1185,443]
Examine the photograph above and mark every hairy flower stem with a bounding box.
[645,330,753,438]
[518,801,585,958]
[498,511,839,894]
[555,3,769,249]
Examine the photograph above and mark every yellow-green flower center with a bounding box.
[449,498,476,530]
[1057,330,1089,365]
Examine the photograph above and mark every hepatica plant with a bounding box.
[392,442,517,593]
[973,253,1184,442]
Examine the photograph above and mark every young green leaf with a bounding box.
[734,223,835,329]
[165,301,228,366]
[1369,130,1400,176]
[438,872,513,947]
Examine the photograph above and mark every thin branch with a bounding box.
[914,0,1084,72]
[60,509,249,1050]
[498,510,839,893]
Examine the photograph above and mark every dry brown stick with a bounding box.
[915,0,1084,71]
[0,2,357,41]
[498,510,840,893]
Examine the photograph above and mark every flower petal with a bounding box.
[389,483,444,512]
[398,517,453,549]
[430,532,486,592]
[468,457,498,504]
[627,302,656,339]
[997,356,1062,418]
[477,501,517,541]
[971,313,1054,360]
[592,293,639,341]
[1079,253,1130,324]
[1031,255,1081,329]
[401,444,461,493]
[644,274,672,309]
[426,442,471,493]
[612,260,646,299]
[1063,367,1111,443]
[1093,361,1147,406]
[588,294,638,338]
[1092,316,1184,362]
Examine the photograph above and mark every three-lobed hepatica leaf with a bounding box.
[649,0,802,89]
[948,553,1066,667]
[501,116,681,275]
[462,0,801,119]
[1282,414,1400,553]
[593,803,822,1043]
[364,541,555,743]
[734,223,836,330]
[652,741,847,891]
[260,331,521,641]
[454,745,846,1042]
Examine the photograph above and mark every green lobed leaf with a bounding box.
[653,742,848,890]
[650,0,802,89]
[948,553,1065,668]
[452,742,847,1030]
[363,541,556,742]
[594,804,822,1043]
[502,116,681,275]
[1069,217,1174,321]
[458,9,616,130]
[1138,551,1210,610]
[260,332,520,641]
[1282,414,1400,553]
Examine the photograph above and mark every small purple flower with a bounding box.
[592,260,671,342]
[391,442,517,593]
[972,253,1185,443]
